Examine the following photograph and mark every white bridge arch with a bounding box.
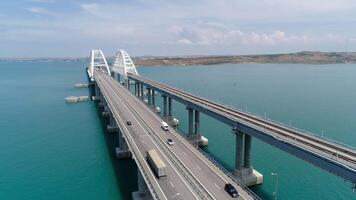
[111,49,138,80]
[88,49,111,80]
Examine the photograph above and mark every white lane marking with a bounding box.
[214,183,221,190]
[181,151,186,156]
[196,165,201,170]
[170,181,175,188]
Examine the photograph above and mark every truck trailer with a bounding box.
[146,149,167,179]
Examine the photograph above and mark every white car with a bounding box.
[167,139,175,146]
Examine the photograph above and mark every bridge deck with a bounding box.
[95,71,258,200]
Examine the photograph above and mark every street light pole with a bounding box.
[271,173,279,200]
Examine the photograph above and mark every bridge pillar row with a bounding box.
[233,128,263,186]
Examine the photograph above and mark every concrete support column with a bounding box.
[140,84,144,100]
[168,97,172,116]
[235,131,244,171]
[152,90,155,107]
[117,73,120,82]
[137,170,148,193]
[188,107,194,136]
[134,83,137,96]
[94,83,99,98]
[127,79,131,90]
[194,110,199,135]
[244,134,252,168]
[137,83,140,97]
[147,88,151,105]
[132,170,151,200]
[162,95,168,117]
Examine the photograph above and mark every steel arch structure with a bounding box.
[111,49,138,79]
[88,49,111,80]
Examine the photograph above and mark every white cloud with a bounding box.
[26,7,56,16]
[177,39,193,45]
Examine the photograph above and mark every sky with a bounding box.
[1,0,356,57]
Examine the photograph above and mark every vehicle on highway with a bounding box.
[224,183,239,198]
[146,149,167,179]
[161,121,169,131]
[127,121,132,125]
[167,139,175,146]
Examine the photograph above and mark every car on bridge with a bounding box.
[224,183,239,198]
[167,139,175,146]
[126,121,132,125]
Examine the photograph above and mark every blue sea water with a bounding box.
[0,61,355,200]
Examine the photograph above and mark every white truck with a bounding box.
[161,121,169,131]
[146,149,167,179]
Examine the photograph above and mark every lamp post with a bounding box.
[271,173,279,200]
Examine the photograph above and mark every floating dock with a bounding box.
[65,96,90,103]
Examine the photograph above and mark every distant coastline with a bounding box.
[1,51,356,66]
[133,51,356,66]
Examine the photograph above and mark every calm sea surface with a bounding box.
[0,61,355,200]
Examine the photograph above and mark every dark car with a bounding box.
[224,183,239,198]
[127,121,132,125]
[167,138,175,146]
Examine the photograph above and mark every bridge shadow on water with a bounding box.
[94,103,137,200]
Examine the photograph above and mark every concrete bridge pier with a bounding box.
[233,129,263,186]
[134,82,138,96]
[147,88,152,105]
[107,114,119,133]
[187,106,194,138]
[151,90,156,108]
[117,73,121,82]
[186,107,208,146]
[92,83,100,101]
[165,97,179,128]
[132,170,153,200]
[115,130,131,159]
[140,84,144,100]
[102,105,110,118]
[136,82,140,97]
[162,95,168,120]
[127,79,131,90]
